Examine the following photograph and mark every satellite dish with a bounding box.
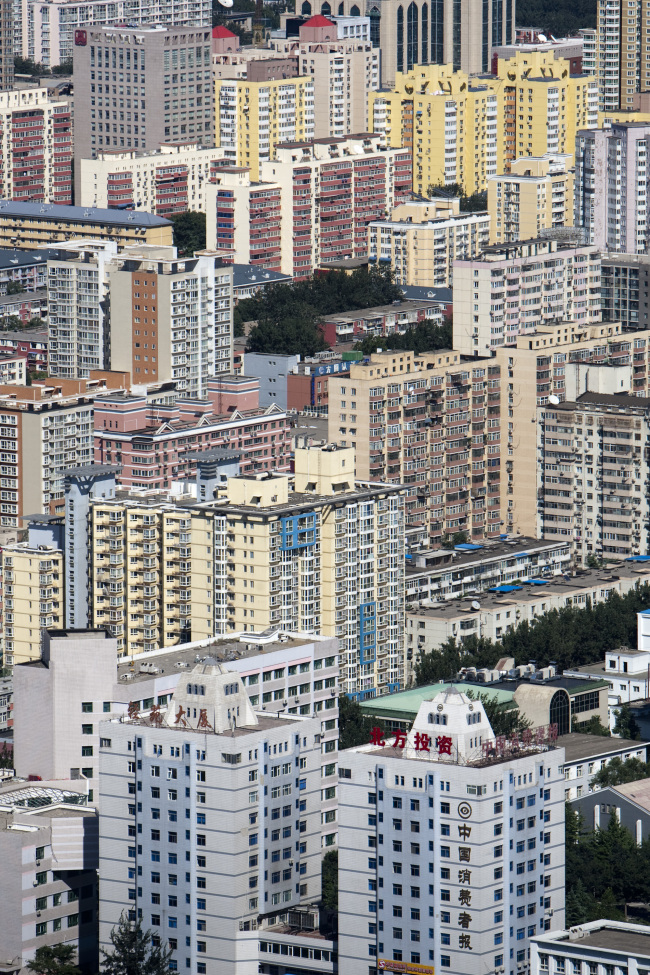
[471,601,481,610]
[548,394,560,405]
[217,0,234,7]
[537,33,547,42]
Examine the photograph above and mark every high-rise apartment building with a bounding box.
[214,74,314,181]
[0,0,12,90]
[204,168,283,270]
[368,198,490,287]
[328,349,502,549]
[0,372,129,529]
[338,688,566,974]
[47,240,119,379]
[62,445,406,696]
[493,320,650,536]
[538,392,650,561]
[98,665,328,973]
[601,254,650,329]
[73,25,214,194]
[575,123,650,253]
[206,135,412,279]
[0,544,63,665]
[0,88,72,203]
[78,144,227,215]
[487,154,575,245]
[272,15,379,138]
[302,0,513,85]
[594,0,650,109]
[24,0,212,68]
[454,238,602,358]
[371,55,597,195]
[108,246,233,394]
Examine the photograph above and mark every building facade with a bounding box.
[214,74,315,181]
[1,544,63,666]
[0,202,172,251]
[338,688,566,975]
[454,238,602,358]
[0,88,72,205]
[207,135,412,280]
[371,55,597,196]
[23,0,212,67]
[575,123,650,253]
[487,154,575,245]
[368,198,490,287]
[73,25,214,193]
[108,246,233,395]
[531,921,650,975]
[328,349,502,549]
[0,0,12,89]
[78,144,227,216]
[300,0,513,85]
[98,664,326,975]
[602,253,650,330]
[537,392,650,561]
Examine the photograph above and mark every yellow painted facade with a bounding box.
[487,154,575,244]
[371,54,597,195]
[214,76,315,181]
[2,546,63,666]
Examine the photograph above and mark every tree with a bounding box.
[27,945,81,975]
[572,714,611,737]
[440,530,470,549]
[321,849,338,911]
[592,756,650,788]
[354,316,452,356]
[427,182,488,213]
[101,912,173,975]
[0,742,12,769]
[338,694,382,750]
[515,0,596,36]
[5,280,25,295]
[0,315,25,331]
[170,211,206,256]
[613,704,641,740]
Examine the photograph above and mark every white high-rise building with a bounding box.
[98,661,333,975]
[338,687,566,975]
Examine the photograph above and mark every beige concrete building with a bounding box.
[368,197,490,287]
[328,349,502,549]
[73,25,214,194]
[0,372,130,529]
[204,168,283,270]
[108,245,233,395]
[538,392,650,561]
[494,320,650,536]
[302,0,514,86]
[271,15,379,138]
[487,153,575,244]
[0,202,172,251]
[0,0,12,90]
[78,143,227,215]
[406,563,650,656]
[0,545,63,666]
[454,238,602,357]
[0,88,73,205]
[73,445,406,697]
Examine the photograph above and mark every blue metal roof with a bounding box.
[454,543,484,551]
[487,585,523,593]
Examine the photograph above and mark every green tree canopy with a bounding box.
[613,704,641,740]
[27,945,81,975]
[101,912,173,975]
[241,266,404,356]
[354,316,452,357]
[515,0,596,36]
[5,280,25,295]
[338,693,385,750]
[321,849,338,911]
[415,583,650,682]
[170,211,206,257]
[591,756,650,788]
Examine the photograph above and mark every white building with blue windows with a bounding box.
[338,687,566,975]
[98,659,334,975]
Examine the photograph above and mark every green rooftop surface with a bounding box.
[359,681,517,720]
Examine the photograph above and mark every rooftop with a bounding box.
[571,927,650,957]
[0,201,171,228]
[611,777,650,810]
[401,285,453,303]
[319,299,441,323]
[116,631,334,685]
[0,288,46,307]
[406,535,567,577]
[232,264,292,288]
[556,732,644,763]
[0,246,78,269]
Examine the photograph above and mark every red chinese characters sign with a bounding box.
[369,727,452,755]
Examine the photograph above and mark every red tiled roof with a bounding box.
[302,14,335,26]
[212,25,237,38]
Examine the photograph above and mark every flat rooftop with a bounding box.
[552,926,650,957]
[556,732,644,763]
[319,300,441,323]
[406,536,568,577]
[0,201,171,228]
[407,566,650,614]
[116,633,332,684]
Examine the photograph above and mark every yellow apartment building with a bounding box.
[1,545,63,665]
[371,53,597,195]
[487,154,574,244]
[0,202,172,251]
[214,75,315,180]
